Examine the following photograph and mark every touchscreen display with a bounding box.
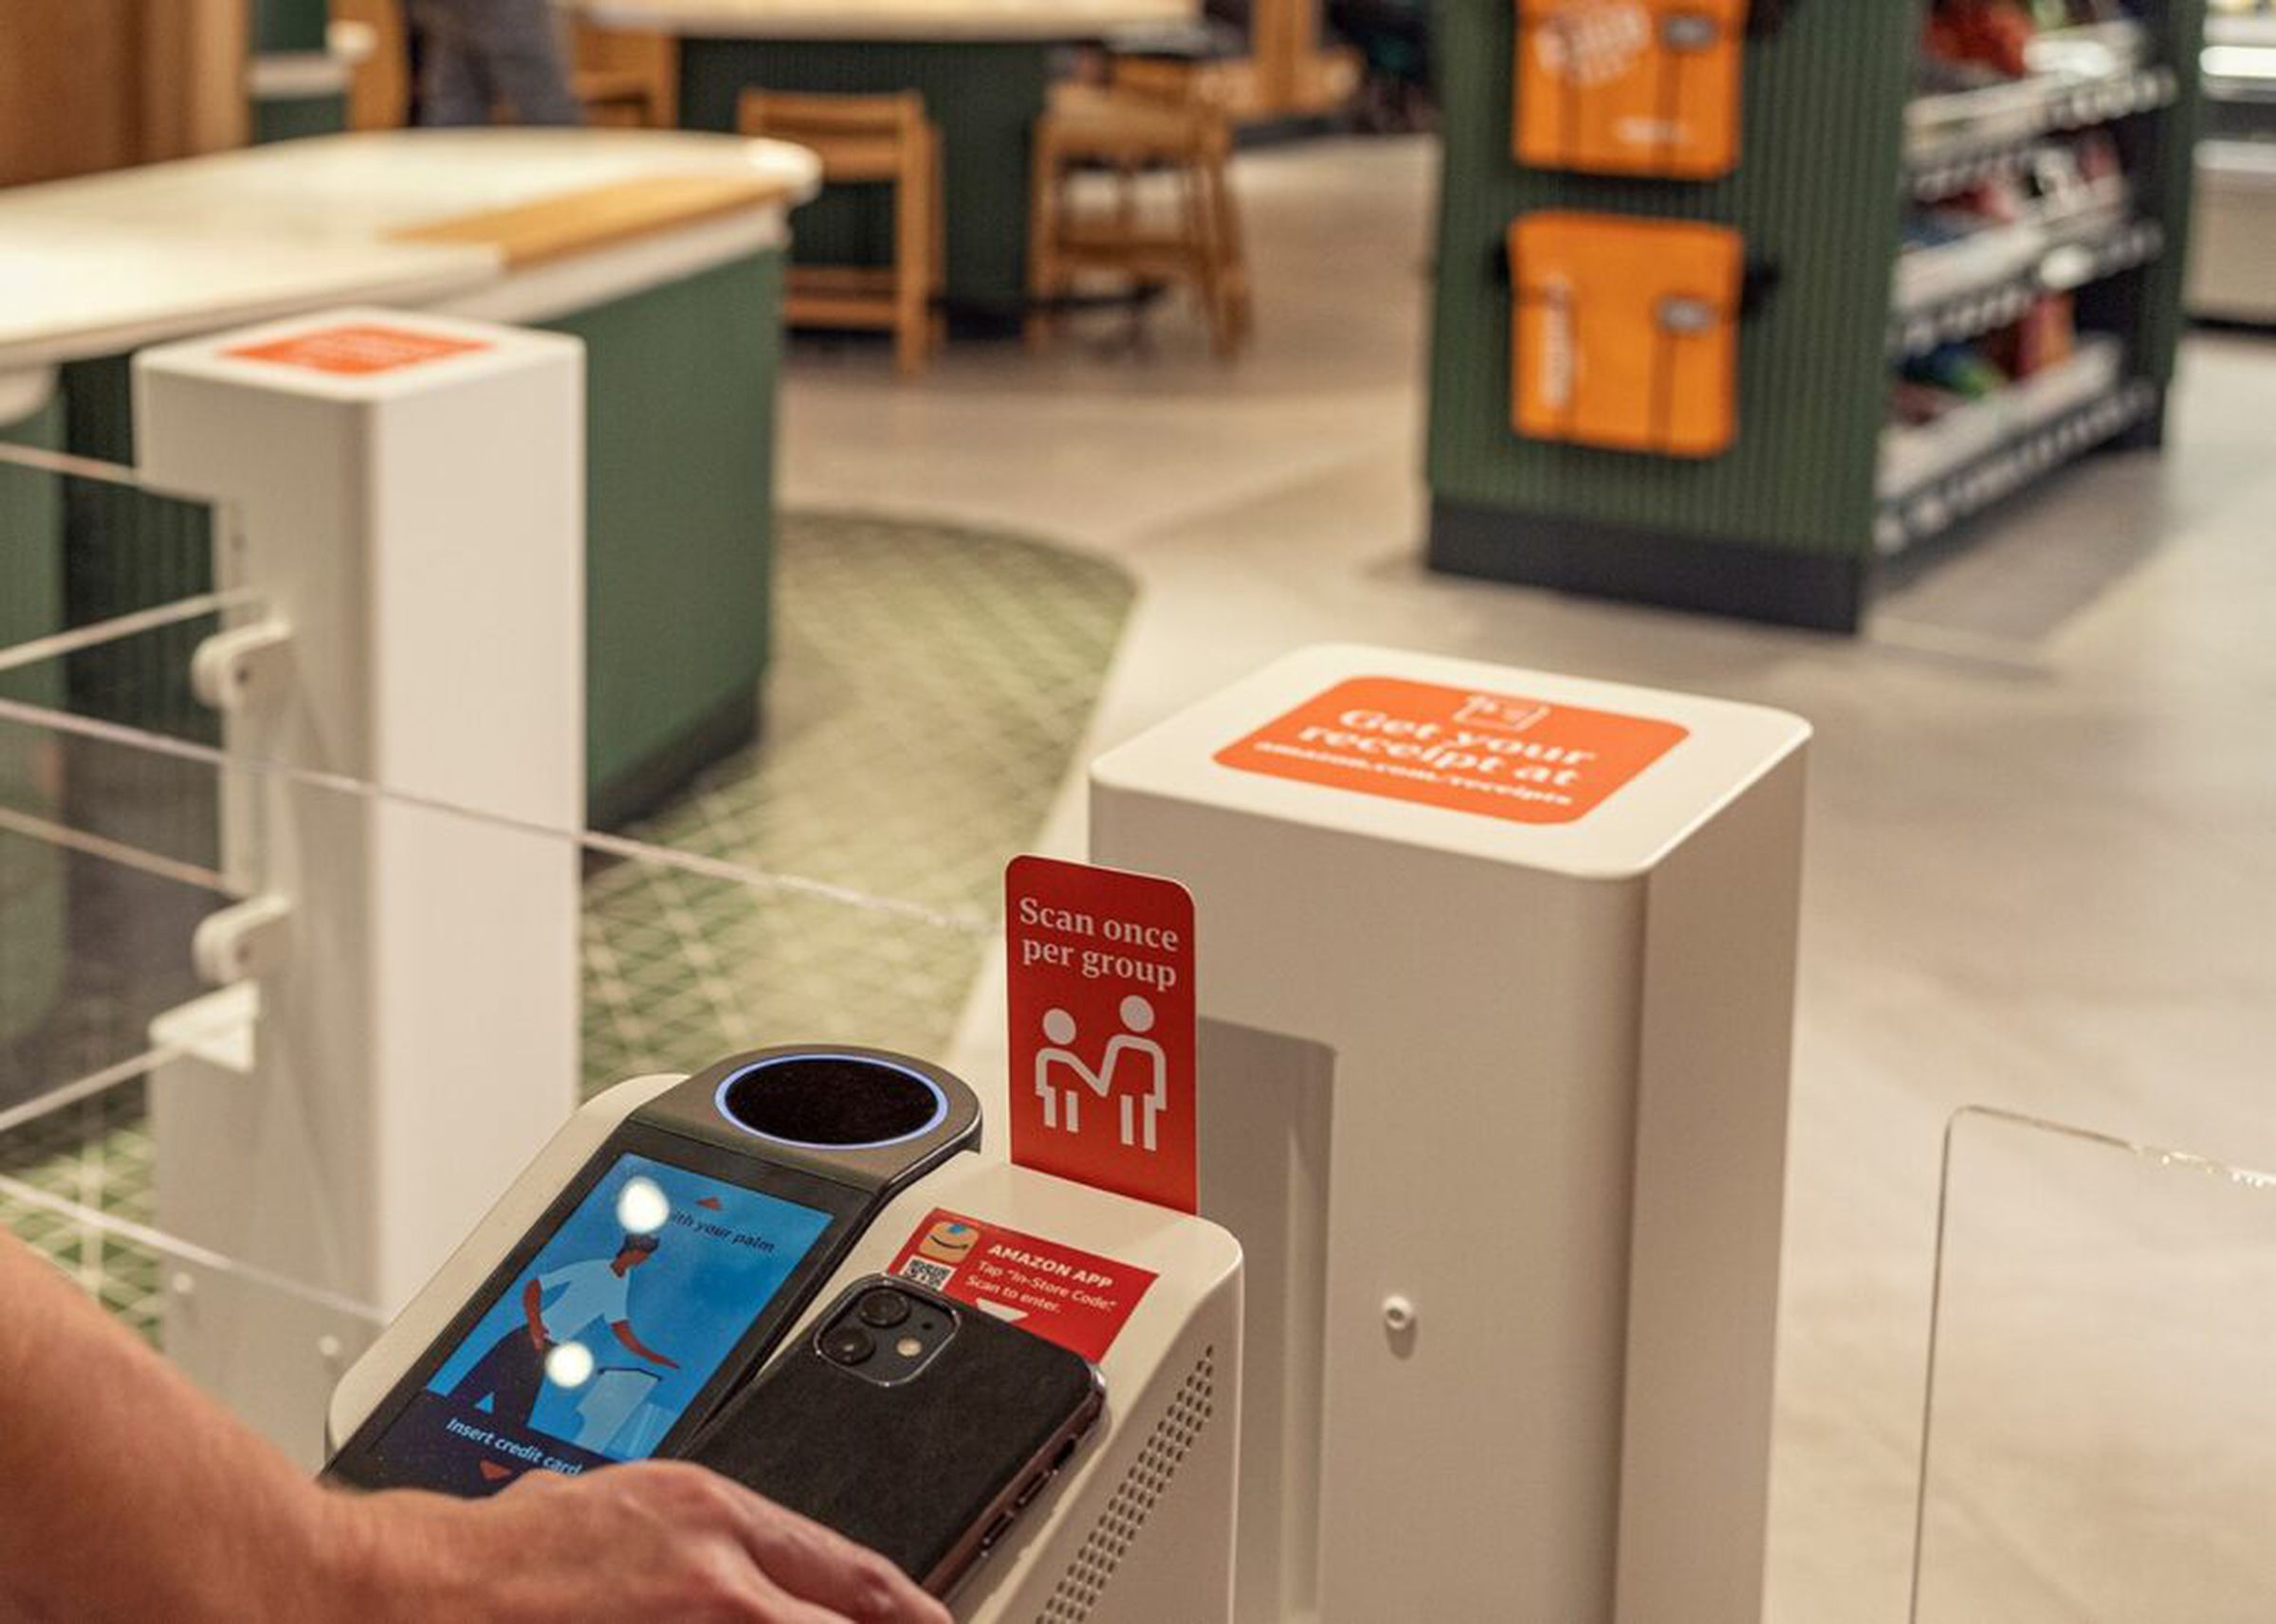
[363,1152,834,1490]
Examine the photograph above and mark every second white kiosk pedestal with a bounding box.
[1091,645,1808,1624]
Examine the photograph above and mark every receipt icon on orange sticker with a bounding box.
[1454,695,1551,735]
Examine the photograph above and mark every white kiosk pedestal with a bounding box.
[136,311,585,1464]
[1092,645,1808,1624]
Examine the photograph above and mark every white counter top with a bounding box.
[572,0,1194,43]
[0,129,820,376]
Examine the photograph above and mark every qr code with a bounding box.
[898,1257,954,1291]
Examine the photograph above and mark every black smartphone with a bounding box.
[686,1275,1107,1599]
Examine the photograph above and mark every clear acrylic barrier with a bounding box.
[1,446,253,1125]
[1,443,1034,1463]
[1913,1106,2276,1623]
[0,694,991,1457]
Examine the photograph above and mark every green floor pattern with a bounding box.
[0,510,1135,1340]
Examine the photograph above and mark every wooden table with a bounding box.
[573,0,1199,315]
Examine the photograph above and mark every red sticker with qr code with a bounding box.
[887,1210,1155,1362]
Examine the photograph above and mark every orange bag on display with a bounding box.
[1509,212,1742,458]
[1514,0,1751,178]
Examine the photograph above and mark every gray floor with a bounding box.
[781,136,2276,1623]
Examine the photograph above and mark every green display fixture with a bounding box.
[1424,0,2207,631]
[678,40,1052,314]
[48,248,790,830]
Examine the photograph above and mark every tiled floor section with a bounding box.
[0,510,1134,1339]
[582,509,1133,1091]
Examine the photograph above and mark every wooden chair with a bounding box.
[334,0,411,131]
[574,25,676,129]
[1026,82,1252,358]
[1105,33,1260,122]
[739,89,945,377]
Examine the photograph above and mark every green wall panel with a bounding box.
[679,39,1051,311]
[1425,0,1918,560]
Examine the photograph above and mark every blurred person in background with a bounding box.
[1329,0,1434,132]
[412,0,583,126]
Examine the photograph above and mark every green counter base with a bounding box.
[1427,502,1871,635]
[50,247,788,833]
[588,686,758,832]
[252,92,349,144]
[539,249,784,825]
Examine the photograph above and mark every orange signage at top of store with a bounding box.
[1215,674,1688,825]
[225,323,492,376]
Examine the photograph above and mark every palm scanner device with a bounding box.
[327,1045,1247,1622]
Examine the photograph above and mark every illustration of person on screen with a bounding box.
[450,1232,679,1430]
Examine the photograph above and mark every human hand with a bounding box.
[323,1460,950,1624]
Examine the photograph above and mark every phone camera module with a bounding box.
[856,1289,912,1329]
[823,1323,877,1367]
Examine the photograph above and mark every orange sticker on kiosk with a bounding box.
[226,323,491,376]
[1215,676,1687,826]
[889,1210,1156,1362]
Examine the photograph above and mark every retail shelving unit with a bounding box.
[1425,1,2208,632]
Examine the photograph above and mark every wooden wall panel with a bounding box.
[0,0,248,189]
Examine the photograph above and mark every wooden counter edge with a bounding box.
[390,173,798,270]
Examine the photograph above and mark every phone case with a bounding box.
[684,1278,1106,1594]
[1509,211,1743,458]
[1513,0,1751,179]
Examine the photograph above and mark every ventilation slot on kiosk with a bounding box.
[1040,1349,1217,1623]
[1513,0,1751,178]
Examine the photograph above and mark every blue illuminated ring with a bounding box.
[712,1051,950,1150]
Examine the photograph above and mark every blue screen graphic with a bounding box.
[397,1152,832,1477]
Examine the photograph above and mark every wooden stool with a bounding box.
[335,0,412,130]
[573,27,678,128]
[576,70,659,127]
[1026,82,1252,358]
[740,89,945,377]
